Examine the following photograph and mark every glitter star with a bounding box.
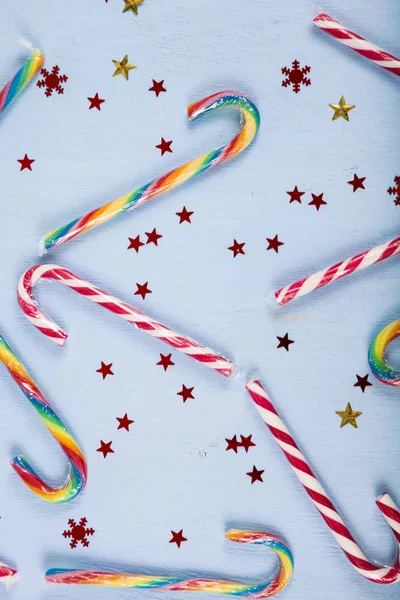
[266,235,284,253]
[336,403,362,428]
[329,96,355,121]
[225,435,240,453]
[149,79,166,96]
[134,282,152,300]
[239,434,256,453]
[145,228,163,245]
[97,440,114,457]
[18,154,35,171]
[177,385,195,403]
[348,174,366,192]
[117,413,134,431]
[176,207,193,223]
[96,361,114,379]
[122,0,144,15]
[127,235,144,252]
[287,185,305,204]
[156,137,173,155]
[353,374,373,393]
[277,333,294,351]
[88,93,105,110]
[112,55,136,80]
[228,240,245,257]
[157,353,174,371]
[169,529,187,548]
[246,466,264,484]
[309,193,327,211]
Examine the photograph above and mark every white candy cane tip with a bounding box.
[38,237,47,257]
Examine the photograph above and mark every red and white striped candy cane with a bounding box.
[246,379,400,584]
[274,235,400,306]
[313,13,400,77]
[0,562,18,588]
[18,265,234,378]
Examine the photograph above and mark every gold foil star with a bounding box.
[122,0,144,15]
[329,96,355,121]
[112,55,136,80]
[336,403,362,428]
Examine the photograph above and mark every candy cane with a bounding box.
[0,46,44,115]
[274,236,400,306]
[313,13,400,76]
[369,320,400,386]
[246,379,400,584]
[0,334,87,502]
[0,562,18,588]
[45,529,293,597]
[39,91,260,254]
[18,265,234,378]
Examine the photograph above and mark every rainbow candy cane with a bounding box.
[45,529,293,597]
[369,320,400,386]
[0,48,44,115]
[39,91,260,253]
[0,334,87,502]
[0,562,18,588]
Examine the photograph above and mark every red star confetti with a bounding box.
[225,435,240,453]
[96,361,114,379]
[348,174,366,192]
[117,413,134,431]
[156,137,173,155]
[388,176,400,206]
[309,193,327,211]
[277,333,294,351]
[127,235,144,252]
[145,228,163,245]
[239,434,256,453]
[266,235,284,253]
[177,385,195,403]
[149,79,166,96]
[62,518,95,549]
[228,240,245,257]
[176,207,193,224]
[353,374,373,392]
[169,529,187,548]
[37,65,68,97]
[17,154,35,171]
[88,93,105,110]
[97,440,114,458]
[281,60,311,93]
[134,282,152,300]
[157,353,174,371]
[246,466,264,484]
[287,185,305,204]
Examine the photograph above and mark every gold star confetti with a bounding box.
[336,403,362,428]
[122,0,144,15]
[112,55,136,80]
[329,96,355,121]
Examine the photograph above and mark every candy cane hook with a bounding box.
[18,265,235,378]
[0,334,87,502]
[45,529,293,597]
[0,562,18,588]
[39,91,260,253]
[246,379,400,584]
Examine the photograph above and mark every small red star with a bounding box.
[176,207,194,224]
[116,413,134,431]
[149,79,166,96]
[88,93,105,110]
[157,353,175,371]
[225,435,240,453]
[354,374,373,392]
[287,186,305,204]
[266,235,284,253]
[239,434,256,453]
[145,228,163,246]
[156,137,173,155]
[127,235,144,252]
[17,154,35,171]
[228,240,245,257]
[96,361,114,379]
[169,529,187,548]
[97,440,114,458]
[309,193,327,211]
[177,385,195,403]
[246,465,264,484]
[348,174,366,192]
[277,333,294,351]
[134,282,152,300]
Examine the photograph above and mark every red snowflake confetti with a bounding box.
[62,518,95,549]
[388,176,400,206]
[281,60,311,93]
[37,65,68,97]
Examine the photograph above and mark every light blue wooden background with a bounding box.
[0,1,399,599]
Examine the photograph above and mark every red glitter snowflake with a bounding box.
[62,518,95,549]
[37,65,68,97]
[387,176,400,206]
[281,60,311,93]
